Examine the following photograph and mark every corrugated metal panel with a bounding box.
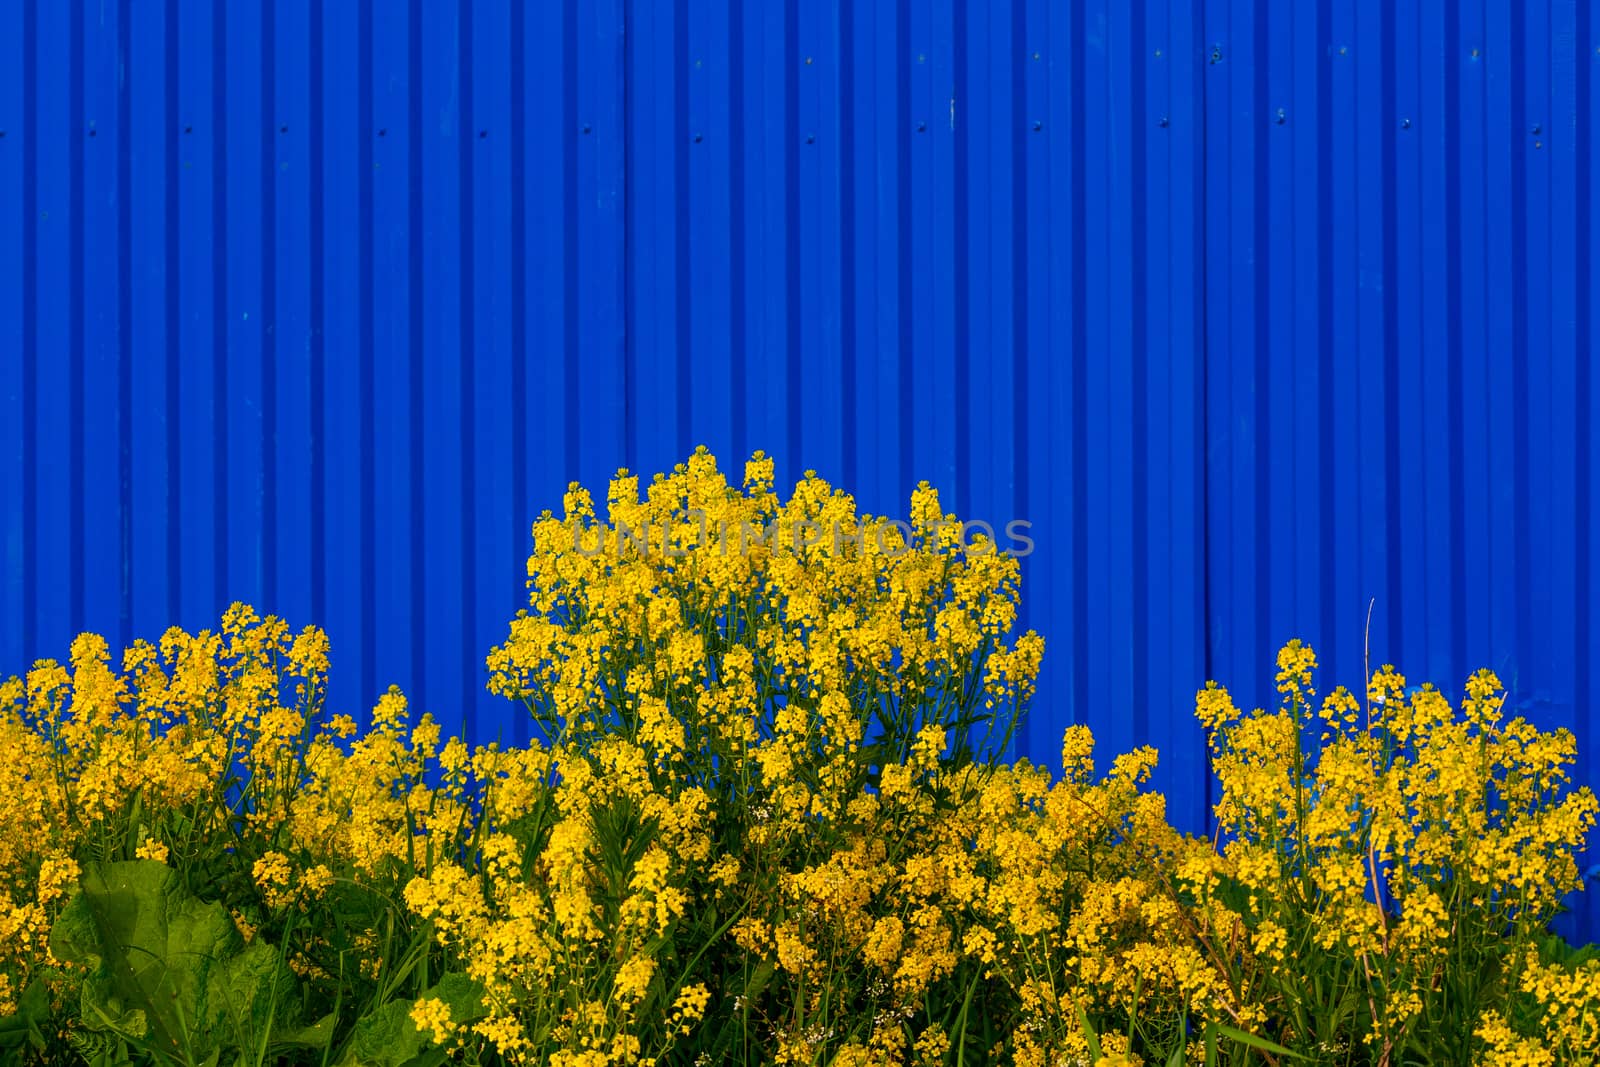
[0,0,1595,928]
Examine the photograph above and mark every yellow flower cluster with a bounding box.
[1476,946,1600,1064]
[1184,646,1600,1063]
[0,605,334,1017]
[0,451,1594,1067]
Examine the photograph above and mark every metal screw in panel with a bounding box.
[694,133,703,143]
[917,121,926,132]
[1276,108,1286,124]
[1159,116,1169,128]
[1402,118,1411,129]
[1211,44,1222,64]
[1032,121,1041,131]
[1531,124,1541,135]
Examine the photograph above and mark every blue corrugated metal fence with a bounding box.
[1,1,1596,930]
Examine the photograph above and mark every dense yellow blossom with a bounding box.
[0,453,1592,1066]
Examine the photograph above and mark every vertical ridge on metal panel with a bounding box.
[797,0,845,485]
[1067,0,1089,736]
[1574,0,1600,940]
[418,0,464,726]
[260,0,280,620]
[129,0,170,647]
[224,0,265,635]
[1571,0,1599,942]
[369,0,415,708]
[1392,0,1429,691]
[1171,0,1208,830]
[687,0,735,464]
[523,0,569,589]
[70,0,90,641]
[949,0,971,522]
[509,0,529,678]
[1018,0,1051,762]
[82,0,122,644]
[273,0,313,637]
[628,0,684,474]
[781,0,802,488]
[32,0,68,663]
[309,0,326,637]
[854,0,905,518]
[1457,0,1492,677]
[575,0,627,495]
[357,0,378,720]
[322,0,366,726]
[209,0,230,630]
[0,0,22,671]
[405,0,426,709]
[1260,0,1290,669]
[457,0,477,736]
[178,0,219,634]
[736,0,791,479]
[726,0,749,467]
[922,0,956,502]
[1080,0,1118,758]
[472,0,515,741]
[1418,0,1456,689]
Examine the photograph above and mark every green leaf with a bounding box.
[1165,1012,1188,1067]
[277,1011,338,1049]
[1074,999,1102,1062]
[742,960,777,1003]
[339,974,487,1067]
[340,1000,429,1067]
[1212,1022,1307,1060]
[0,979,51,1050]
[1210,872,1257,926]
[48,859,306,1063]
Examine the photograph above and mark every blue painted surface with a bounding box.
[1,0,1596,932]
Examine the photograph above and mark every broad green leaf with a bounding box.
[1213,1022,1307,1059]
[339,974,486,1067]
[48,859,305,1062]
[742,959,777,1002]
[0,979,50,1050]
[277,1011,338,1049]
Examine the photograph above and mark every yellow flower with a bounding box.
[135,837,170,864]
[411,996,457,1045]
[1275,637,1317,699]
[252,852,294,909]
[613,954,656,1005]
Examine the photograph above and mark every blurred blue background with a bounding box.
[2,1,1597,932]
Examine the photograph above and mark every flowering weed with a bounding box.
[0,452,1592,1065]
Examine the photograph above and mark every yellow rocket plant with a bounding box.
[0,449,1592,1066]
